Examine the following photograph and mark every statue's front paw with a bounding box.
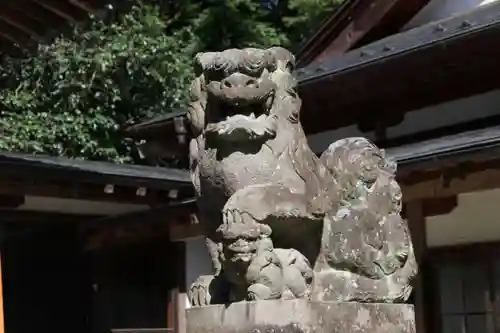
[222,186,271,223]
[220,207,272,240]
[222,207,256,226]
[189,275,215,307]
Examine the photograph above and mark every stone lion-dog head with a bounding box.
[187,47,301,145]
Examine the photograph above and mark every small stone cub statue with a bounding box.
[246,237,314,301]
[275,248,313,299]
[246,236,284,300]
[220,220,314,302]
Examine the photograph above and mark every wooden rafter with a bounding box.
[4,4,57,26]
[68,0,95,14]
[0,31,17,45]
[314,0,400,62]
[296,0,362,66]
[26,0,86,24]
[0,14,42,40]
[0,15,38,46]
[296,0,430,66]
[298,1,500,135]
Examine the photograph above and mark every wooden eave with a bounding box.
[0,151,193,205]
[388,125,500,202]
[298,2,500,135]
[123,110,190,140]
[390,126,500,175]
[0,0,102,54]
[295,0,430,67]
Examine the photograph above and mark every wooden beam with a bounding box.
[421,196,457,217]
[0,176,175,205]
[401,164,500,202]
[314,0,400,62]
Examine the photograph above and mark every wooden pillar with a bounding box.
[172,241,187,333]
[0,252,4,333]
[0,225,6,333]
[406,201,427,333]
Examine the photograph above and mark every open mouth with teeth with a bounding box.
[205,95,277,142]
[204,77,277,142]
[225,238,258,263]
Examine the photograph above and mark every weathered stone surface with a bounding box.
[186,300,415,333]
[186,46,417,306]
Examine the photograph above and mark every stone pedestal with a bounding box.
[186,300,415,333]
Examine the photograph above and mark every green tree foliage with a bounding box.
[284,0,347,44]
[0,0,344,163]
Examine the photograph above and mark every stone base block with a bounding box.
[186,300,415,333]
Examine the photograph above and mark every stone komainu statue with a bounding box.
[186,47,417,306]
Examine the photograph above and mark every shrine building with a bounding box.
[0,0,497,333]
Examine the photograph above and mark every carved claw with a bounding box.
[221,186,271,226]
[223,208,255,226]
[220,207,272,240]
[189,275,215,307]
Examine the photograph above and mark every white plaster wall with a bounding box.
[427,189,500,247]
[403,0,498,31]
[307,88,500,153]
[184,236,213,308]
